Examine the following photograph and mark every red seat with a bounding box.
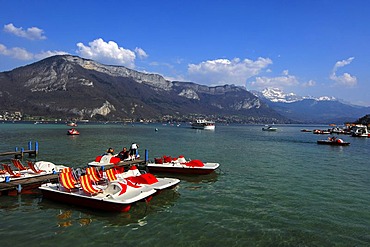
[11,159,28,171]
[59,172,77,191]
[27,161,45,174]
[2,164,22,178]
[86,167,102,182]
[80,175,102,195]
[105,168,118,182]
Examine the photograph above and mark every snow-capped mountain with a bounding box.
[253,88,336,103]
[252,88,369,124]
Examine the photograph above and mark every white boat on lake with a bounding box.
[262,125,277,131]
[191,119,215,130]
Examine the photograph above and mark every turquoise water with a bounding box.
[0,123,369,246]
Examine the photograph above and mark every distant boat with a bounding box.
[317,137,350,146]
[262,125,277,131]
[67,122,77,127]
[313,129,330,134]
[67,128,80,135]
[191,119,215,130]
[301,129,312,132]
[351,125,370,137]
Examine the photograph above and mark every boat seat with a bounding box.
[80,174,102,195]
[27,161,45,174]
[105,168,118,182]
[59,172,79,192]
[86,167,105,183]
[11,159,28,171]
[60,167,78,184]
[2,164,22,178]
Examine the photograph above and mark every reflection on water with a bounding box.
[155,171,219,184]
[0,194,41,211]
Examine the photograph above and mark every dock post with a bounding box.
[28,141,32,150]
[145,149,149,164]
[14,147,20,158]
[35,141,39,156]
[21,147,24,158]
[17,184,22,193]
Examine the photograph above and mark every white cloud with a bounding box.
[76,38,139,68]
[249,70,299,89]
[134,47,148,59]
[0,43,34,60]
[0,43,67,60]
[187,57,272,86]
[302,80,316,87]
[330,57,357,87]
[3,23,46,40]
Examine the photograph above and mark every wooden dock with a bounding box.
[0,141,39,158]
[0,174,58,196]
[0,150,38,158]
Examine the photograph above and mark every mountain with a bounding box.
[0,55,288,123]
[254,88,337,103]
[355,114,370,126]
[253,88,370,124]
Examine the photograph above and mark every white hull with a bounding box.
[147,156,220,175]
[39,181,156,212]
[191,119,215,130]
[192,124,215,130]
[39,164,180,212]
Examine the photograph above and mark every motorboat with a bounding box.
[313,129,330,134]
[147,155,220,175]
[301,129,312,132]
[351,125,369,137]
[262,125,277,131]
[191,119,215,130]
[67,128,80,135]
[330,127,346,134]
[317,137,350,146]
[67,122,77,127]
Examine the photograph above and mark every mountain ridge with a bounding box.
[0,55,288,123]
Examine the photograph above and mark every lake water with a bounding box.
[0,123,369,246]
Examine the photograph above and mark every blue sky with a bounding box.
[1,0,370,106]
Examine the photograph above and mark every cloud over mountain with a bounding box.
[330,57,357,87]
[187,57,272,86]
[3,23,46,40]
[0,43,67,60]
[249,70,299,89]
[76,38,147,69]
